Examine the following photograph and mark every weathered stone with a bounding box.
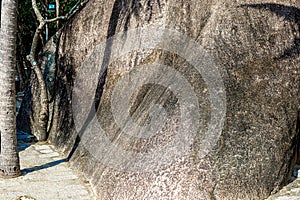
[46,0,300,199]
[38,152,60,158]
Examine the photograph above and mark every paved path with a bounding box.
[0,132,96,200]
[266,166,300,200]
[266,178,300,200]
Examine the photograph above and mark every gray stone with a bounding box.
[39,149,54,154]
[34,145,51,151]
[44,0,300,199]
[38,152,60,158]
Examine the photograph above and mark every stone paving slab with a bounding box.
[0,143,96,200]
[266,178,300,200]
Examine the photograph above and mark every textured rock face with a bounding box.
[51,0,300,199]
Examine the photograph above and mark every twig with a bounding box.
[27,0,89,141]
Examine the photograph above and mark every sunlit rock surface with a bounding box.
[44,0,300,199]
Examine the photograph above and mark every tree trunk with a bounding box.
[0,0,21,178]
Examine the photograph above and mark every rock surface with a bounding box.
[43,0,300,199]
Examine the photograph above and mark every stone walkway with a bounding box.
[266,178,300,200]
[266,165,300,200]
[5,132,300,200]
[0,132,96,200]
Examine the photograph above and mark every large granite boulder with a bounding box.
[48,0,300,199]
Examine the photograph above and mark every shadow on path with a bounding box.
[21,159,67,175]
[17,131,37,152]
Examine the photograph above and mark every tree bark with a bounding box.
[55,0,59,28]
[0,0,21,178]
[27,21,49,141]
[26,0,87,141]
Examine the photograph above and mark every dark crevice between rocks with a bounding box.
[122,0,142,31]
[17,84,32,135]
[145,0,161,23]
[211,180,218,200]
[288,110,300,183]
[42,32,62,137]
